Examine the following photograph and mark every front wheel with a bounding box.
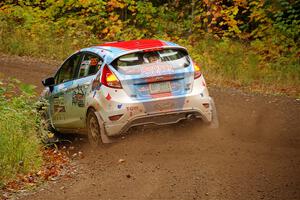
[87,110,102,147]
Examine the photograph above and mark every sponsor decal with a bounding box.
[72,85,86,107]
[126,106,143,114]
[141,64,175,77]
[126,106,139,112]
[53,96,66,113]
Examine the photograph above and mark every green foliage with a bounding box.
[0,79,42,186]
[0,0,299,95]
[271,0,300,41]
[185,36,299,89]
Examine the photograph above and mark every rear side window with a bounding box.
[111,48,190,74]
[77,53,102,78]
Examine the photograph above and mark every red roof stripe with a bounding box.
[99,39,165,50]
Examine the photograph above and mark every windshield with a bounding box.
[111,48,190,75]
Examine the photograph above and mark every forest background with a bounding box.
[0,0,299,95]
[0,0,300,187]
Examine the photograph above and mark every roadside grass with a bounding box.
[0,78,42,187]
[0,19,98,60]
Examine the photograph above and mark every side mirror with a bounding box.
[42,77,55,87]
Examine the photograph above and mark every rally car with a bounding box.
[42,39,218,146]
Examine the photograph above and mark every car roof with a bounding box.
[99,39,168,50]
[79,39,185,64]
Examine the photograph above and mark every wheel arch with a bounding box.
[86,106,97,122]
[85,105,112,143]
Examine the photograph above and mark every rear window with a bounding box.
[111,49,190,74]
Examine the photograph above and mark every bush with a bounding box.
[0,79,42,186]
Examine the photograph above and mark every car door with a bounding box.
[65,52,103,128]
[49,52,82,129]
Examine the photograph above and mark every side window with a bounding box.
[55,53,82,84]
[77,53,102,78]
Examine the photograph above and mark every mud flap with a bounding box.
[94,112,117,144]
[209,98,219,129]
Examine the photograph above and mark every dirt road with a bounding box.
[1,55,300,200]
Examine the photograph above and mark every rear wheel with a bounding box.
[87,110,102,147]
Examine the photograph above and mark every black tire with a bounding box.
[87,110,102,147]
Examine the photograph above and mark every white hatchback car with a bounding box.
[42,39,218,146]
